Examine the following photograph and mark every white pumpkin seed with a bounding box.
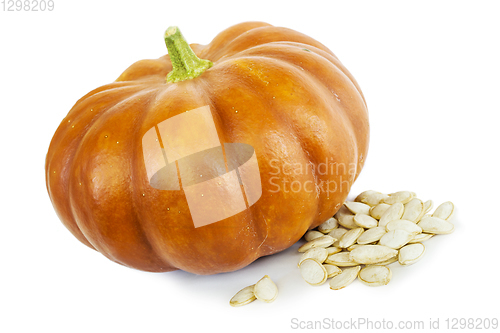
[299,258,328,286]
[383,191,414,205]
[344,201,371,215]
[323,264,342,278]
[408,233,433,243]
[298,235,336,253]
[376,256,398,265]
[418,216,454,234]
[370,203,391,220]
[230,285,256,307]
[379,202,404,228]
[355,190,388,206]
[402,198,424,222]
[338,228,364,248]
[317,217,339,233]
[329,266,360,290]
[298,247,328,267]
[354,213,378,228]
[347,244,363,251]
[349,245,398,265]
[253,275,278,303]
[325,252,359,266]
[337,214,358,229]
[329,227,348,247]
[398,243,426,266]
[432,201,455,220]
[423,200,433,214]
[385,219,423,234]
[326,246,342,255]
[378,229,415,249]
[304,230,324,242]
[358,265,392,287]
[357,227,387,245]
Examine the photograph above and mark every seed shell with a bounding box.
[383,191,414,205]
[323,264,342,278]
[298,235,336,253]
[317,217,339,234]
[230,285,256,307]
[385,219,423,234]
[329,266,361,290]
[338,228,364,248]
[253,275,278,303]
[357,227,387,245]
[349,245,398,265]
[325,252,359,267]
[408,233,433,243]
[337,214,358,229]
[398,243,426,266]
[432,201,454,220]
[304,230,324,242]
[379,203,404,227]
[326,246,342,255]
[355,190,388,206]
[300,258,328,286]
[354,213,378,228]
[358,265,392,287]
[369,203,391,220]
[378,229,415,249]
[344,201,371,215]
[402,198,424,222]
[329,227,348,247]
[298,247,328,267]
[418,216,454,234]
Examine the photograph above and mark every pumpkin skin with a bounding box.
[45,22,369,274]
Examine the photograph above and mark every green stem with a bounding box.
[164,26,213,83]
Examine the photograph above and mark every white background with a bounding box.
[1,1,499,332]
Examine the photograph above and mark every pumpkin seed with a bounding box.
[418,216,454,234]
[432,201,455,220]
[325,252,359,266]
[298,235,336,253]
[349,245,398,265]
[402,198,424,222]
[423,200,433,213]
[317,217,339,234]
[354,213,378,228]
[337,214,358,229]
[385,219,423,234]
[370,203,391,220]
[338,228,364,248]
[230,285,256,307]
[298,247,328,267]
[408,233,433,243]
[398,243,426,266]
[344,201,371,215]
[299,258,328,286]
[358,265,392,287]
[323,264,342,278]
[378,202,404,227]
[355,190,388,206]
[253,275,278,303]
[304,230,324,242]
[347,244,363,251]
[383,191,414,205]
[329,266,361,290]
[378,229,415,249]
[326,246,342,255]
[329,227,348,247]
[357,227,387,245]
[376,256,398,266]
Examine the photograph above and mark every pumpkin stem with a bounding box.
[164,26,213,83]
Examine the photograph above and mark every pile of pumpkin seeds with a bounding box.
[298,190,455,289]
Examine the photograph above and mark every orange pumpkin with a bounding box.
[45,22,369,274]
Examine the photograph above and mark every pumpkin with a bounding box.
[45,22,369,274]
